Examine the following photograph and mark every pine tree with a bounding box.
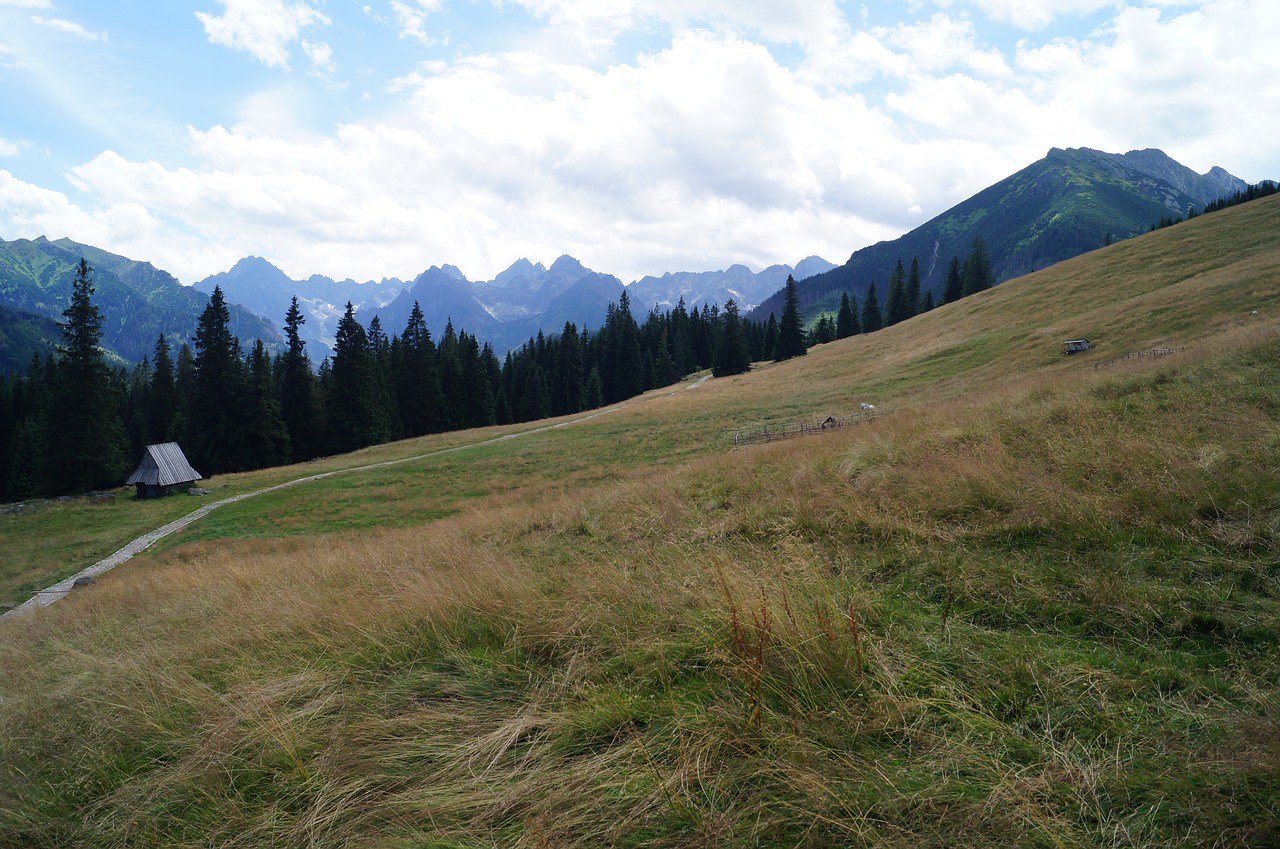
[45,258,126,493]
[5,356,49,499]
[808,315,836,346]
[763,314,779,359]
[962,235,995,296]
[437,319,463,431]
[459,331,495,428]
[552,321,585,414]
[280,296,319,460]
[884,258,907,326]
[584,366,604,410]
[328,301,375,453]
[906,257,921,319]
[171,343,196,450]
[244,339,290,468]
[711,299,751,377]
[396,301,442,437]
[365,315,396,442]
[942,255,963,304]
[654,326,679,387]
[191,285,246,474]
[860,280,883,332]
[836,291,859,338]
[775,275,807,361]
[149,333,176,442]
[603,291,644,402]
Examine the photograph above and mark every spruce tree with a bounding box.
[942,255,963,304]
[962,235,995,296]
[191,285,246,474]
[836,291,859,338]
[603,291,644,402]
[860,280,883,332]
[711,299,751,377]
[5,355,49,499]
[244,339,290,468]
[328,301,375,453]
[884,258,907,326]
[906,257,922,319]
[365,315,396,442]
[552,321,585,414]
[763,314,779,359]
[436,319,463,430]
[46,258,126,493]
[149,333,176,442]
[280,296,319,460]
[584,366,604,409]
[775,275,807,361]
[654,326,679,387]
[397,301,442,437]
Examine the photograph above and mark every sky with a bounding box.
[0,1,1277,288]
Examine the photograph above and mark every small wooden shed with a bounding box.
[1064,339,1090,355]
[126,442,202,498]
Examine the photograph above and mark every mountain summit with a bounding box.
[751,147,1247,321]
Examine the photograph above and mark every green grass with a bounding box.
[1,196,1279,847]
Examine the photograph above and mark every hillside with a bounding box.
[0,304,59,376]
[1,195,1278,847]
[751,146,1247,322]
[0,237,283,365]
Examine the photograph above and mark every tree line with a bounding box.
[0,237,1005,502]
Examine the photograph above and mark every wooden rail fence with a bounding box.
[1093,346,1184,369]
[733,409,886,447]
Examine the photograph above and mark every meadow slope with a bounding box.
[1,196,1278,848]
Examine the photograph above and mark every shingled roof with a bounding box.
[126,442,202,488]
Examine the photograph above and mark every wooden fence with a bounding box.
[1093,346,1184,369]
[733,409,886,447]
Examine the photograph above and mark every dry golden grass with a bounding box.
[2,196,1279,848]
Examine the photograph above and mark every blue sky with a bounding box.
[1,0,1277,287]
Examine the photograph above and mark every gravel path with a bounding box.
[3,402,638,620]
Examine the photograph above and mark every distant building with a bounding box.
[125,442,202,498]
[1064,339,1090,355]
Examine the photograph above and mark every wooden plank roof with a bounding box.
[125,442,202,487]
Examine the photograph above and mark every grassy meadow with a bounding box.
[1,195,1278,847]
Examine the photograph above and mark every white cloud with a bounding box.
[301,39,335,75]
[0,169,182,270]
[0,138,19,156]
[390,0,444,45]
[30,16,107,41]
[971,0,1117,31]
[3,0,1277,291]
[195,0,330,68]
[43,28,1006,285]
[1012,1,1280,177]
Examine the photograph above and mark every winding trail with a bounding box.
[4,374,713,621]
[3,404,624,620]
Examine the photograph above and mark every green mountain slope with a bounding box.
[0,304,59,376]
[0,237,283,365]
[0,196,1277,847]
[752,146,1247,321]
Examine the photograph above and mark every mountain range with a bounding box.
[0,237,281,374]
[0,147,1254,374]
[193,253,836,360]
[750,147,1248,320]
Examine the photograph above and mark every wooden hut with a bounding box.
[1064,339,1090,355]
[126,442,202,498]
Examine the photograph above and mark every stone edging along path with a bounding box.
[2,402,642,621]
